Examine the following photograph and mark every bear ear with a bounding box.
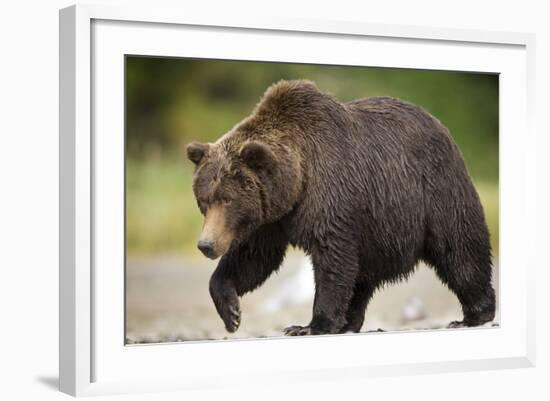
[186,142,209,165]
[240,141,275,170]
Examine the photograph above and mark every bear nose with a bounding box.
[197,240,216,258]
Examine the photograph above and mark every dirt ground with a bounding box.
[125,252,499,344]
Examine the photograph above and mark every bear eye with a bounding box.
[197,199,207,214]
[222,199,232,206]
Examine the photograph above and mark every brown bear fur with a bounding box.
[187,80,495,335]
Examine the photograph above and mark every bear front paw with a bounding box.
[220,295,241,333]
[283,325,311,336]
[210,280,242,333]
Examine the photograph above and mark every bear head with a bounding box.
[186,137,301,259]
[185,80,322,259]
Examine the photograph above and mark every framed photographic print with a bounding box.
[59,4,536,397]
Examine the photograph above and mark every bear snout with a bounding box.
[197,239,216,259]
[197,205,233,259]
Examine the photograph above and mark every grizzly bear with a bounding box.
[186,80,495,335]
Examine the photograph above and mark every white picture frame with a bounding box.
[59,3,536,397]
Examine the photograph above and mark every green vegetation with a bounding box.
[126,159,201,256]
[126,57,499,256]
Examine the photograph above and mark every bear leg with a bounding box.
[339,282,374,333]
[425,187,496,328]
[209,277,241,333]
[284,246,359,335]
[446,281,496,328]
[430,257,496,328]
[210,224,288,333]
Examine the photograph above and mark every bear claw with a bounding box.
[213,293,241,333]
[283,325,311,336]
[448,320,466,328]
[222,302,241,333]
[448,318,495,329]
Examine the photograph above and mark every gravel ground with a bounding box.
[125,252,499,344]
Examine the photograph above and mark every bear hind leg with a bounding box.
[428,252,496,328]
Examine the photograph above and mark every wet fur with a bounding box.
[190,80,496,335]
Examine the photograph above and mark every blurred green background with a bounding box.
[125,56,499,257]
